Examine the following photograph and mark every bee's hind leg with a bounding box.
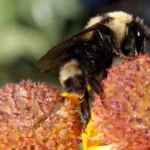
[88,76,106,107]
[62,73,91,122]
[79,89,91,123]
[88,77,102,94]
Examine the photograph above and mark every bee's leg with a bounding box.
[88,76,102,94]
[79,89,91,122]
[102,69,108,78]
[62,74,91,121]
[88,76,105,107]
[59,59,92,121]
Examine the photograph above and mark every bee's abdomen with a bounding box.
[59,40,114,97]
[59,59,87,98]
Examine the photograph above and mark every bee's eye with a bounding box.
[102,17,113,24]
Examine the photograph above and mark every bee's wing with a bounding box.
[36,41,72,73]
[36,23,101,73]
[36,23,120,73]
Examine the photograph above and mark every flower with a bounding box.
[82,114,113,150]
[61,92,80,106]
[0,80,82,150]
[82,114,103,150]
[85,54,150,150]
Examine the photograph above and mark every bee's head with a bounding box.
[102,11,149,57]
[87,11,149,57]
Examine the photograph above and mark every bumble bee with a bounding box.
[37,11,149,121]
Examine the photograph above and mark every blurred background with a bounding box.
[0,0,150,89]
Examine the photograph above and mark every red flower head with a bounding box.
[0,80,82,150]
[92,55,150,149]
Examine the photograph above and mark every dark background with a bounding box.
[0,0,149,90]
